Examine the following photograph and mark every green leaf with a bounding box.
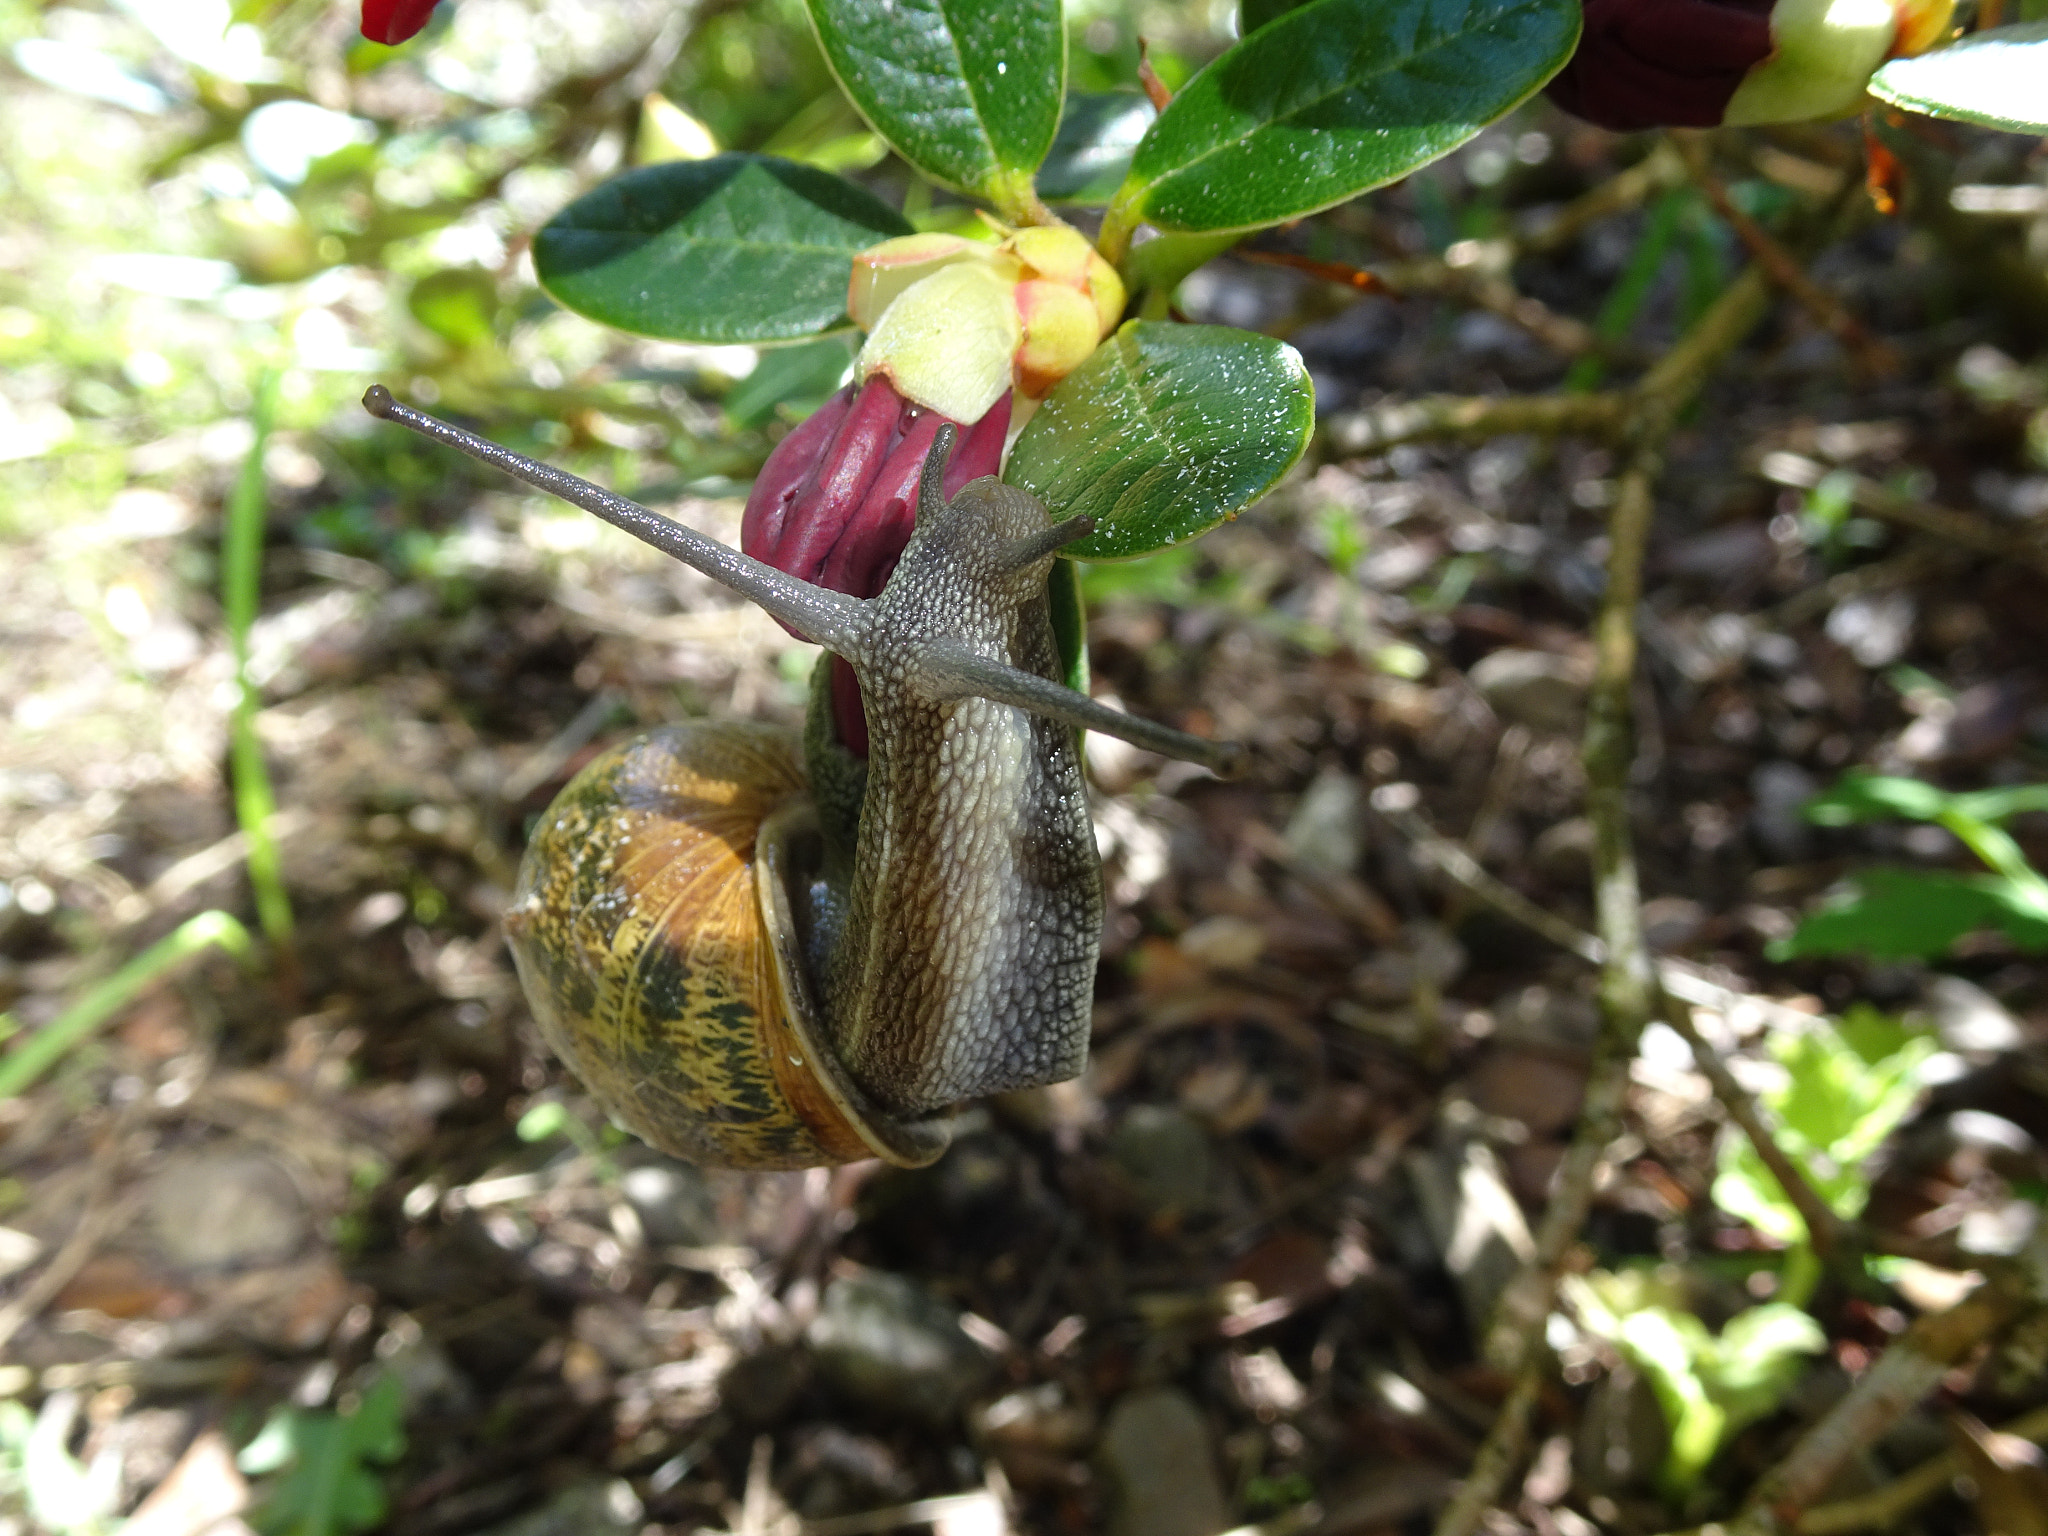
[1241,0,1317,32]
[1114,0,1580,234]
[1049,556,1088,693]
[1802,771,1953,827]
[1870,24,2048,135]
[533,155,911,344]
[407,269,498,349]
[244,1377,407,1536]
[722,335,855,429]
[1038,91,1155,203]
[1951,783,2048,825]
[1006,322,1313,559]
[805,0,1064,207]
[1774,868,2048,961]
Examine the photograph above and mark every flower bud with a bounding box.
[856,261,1021,425]
[847,223,1126,422]
[742,374,1010,754]
[847,234,983,332]
[1013,280,1103,399]
[1007,225,1126,338]
[361,0,441,44]
[1546,0,1953,130]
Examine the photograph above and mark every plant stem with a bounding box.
[224,366,296,954]
[1938,811,2048,903]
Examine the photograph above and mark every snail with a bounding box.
[363,385,1243,1169]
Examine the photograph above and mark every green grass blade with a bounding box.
[0,911,253,1099]
[225,367,295,946]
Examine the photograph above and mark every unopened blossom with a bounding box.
[361,0,441,44]
[741,222,1116,755]
[847,223,1126,423]
[1546,0,1955,130]
[742,375,1010,755]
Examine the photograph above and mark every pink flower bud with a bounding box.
[742,374,1010,754]
[1546,0,1952,130]
[847,223,1126,420]
[361,0,441,44]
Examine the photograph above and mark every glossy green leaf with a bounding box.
[1241,0,1315,32]
[1048,556,1087,693]
[1116,0,1580,234]
[1007,322,1313,560]
[1773,869,2048,961]
[1802,772,1952,826]
[805,0,1064,206]
[408,270,498,348]
[1038,91,1155,203]
[533,155,911,344]
[1870,24,2048,135]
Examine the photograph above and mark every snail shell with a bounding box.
[504,722,947,1170]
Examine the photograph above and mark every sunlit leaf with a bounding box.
[1114,0,1580,234]
[1870,24,2048,135]
[805,0,1064,205]
[1006,322,1313,558]
[1774,868,2048,960]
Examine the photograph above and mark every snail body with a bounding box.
[364,386,1241,1169]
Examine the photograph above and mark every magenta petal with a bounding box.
[740,377,1018,756]
[741,384,853,565]
[362,0,442,44]
[818,413,938,598]
[830,657,870,759]
[941,391,1012,501]
[1546,0,1776,130]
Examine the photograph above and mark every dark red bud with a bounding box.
[1546,0,1776,131]
[741,374,1012,756]
[361,0,442,44]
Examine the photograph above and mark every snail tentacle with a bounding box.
[914,641,1247,778]
[362,386,866,652]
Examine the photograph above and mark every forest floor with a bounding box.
[3,11,2048,1536]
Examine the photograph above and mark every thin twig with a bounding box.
[1430,1358,1546,1536]
[0,1124,139,1355]
[1518,143,1690,256]
[1371,784,1598,965]
[1758,451,2048,577]
[1371,785,1846,1259]
[1425,234,1791,1529]
[1674,134,1899,377]
[1322,391,1627,457]
[1656,991,1849,1260]
[1795,1402,2048,1535]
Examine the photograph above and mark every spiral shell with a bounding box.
[504,721,947,1170]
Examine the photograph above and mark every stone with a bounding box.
[468,1479,641,1536]
[1108,1105,1218,1219]
[806,1271,992,1423]
[1098,1388,1229,1536]
[1406,1140,1534,1330]
[614,1154,718,1248]
[1919,975,2025,1057]
[1469,649,1591,735]
[1750,761,1818,862]
[1281,767,1368,875]
[146,1148,307,1272]
[1531,816,1595,882]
